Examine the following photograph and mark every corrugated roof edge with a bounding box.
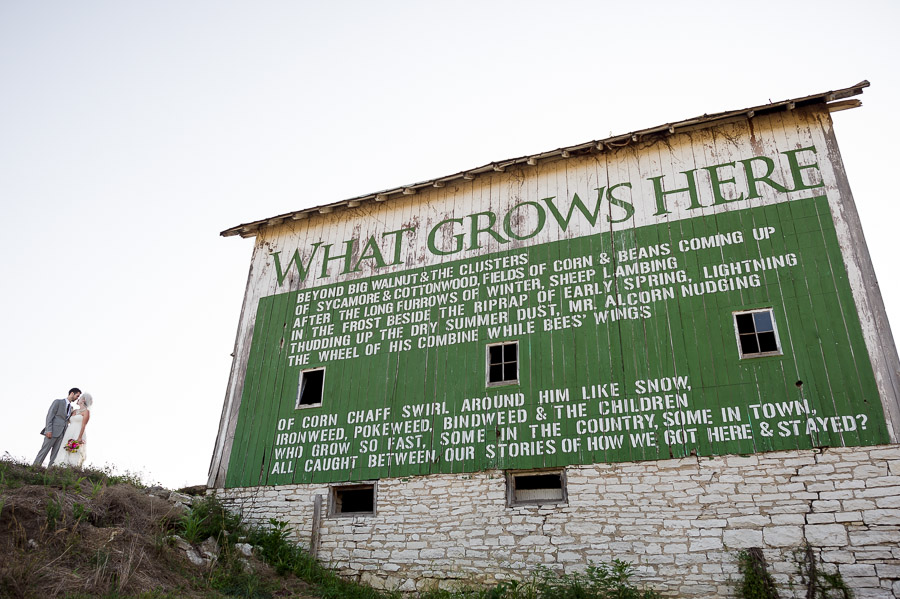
[221,80,869,238]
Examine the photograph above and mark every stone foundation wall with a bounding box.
[216,445,900,597]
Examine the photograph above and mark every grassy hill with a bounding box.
[0,457,369,598]
[0,457,660,599]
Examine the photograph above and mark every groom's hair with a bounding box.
[68,387,81,395]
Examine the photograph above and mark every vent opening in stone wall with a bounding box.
[330,484,375,516]
[296,367,325,408]
[487,341,519,386]
[507,470,566,506]
[733,308,782,358]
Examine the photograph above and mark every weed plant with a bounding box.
[736,549,780,599]
[420,562,659,599]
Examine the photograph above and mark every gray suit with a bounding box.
[34,398,72,467]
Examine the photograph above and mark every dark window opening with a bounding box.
[297,368,325,408]
[488,342,518,386]
[332,484,375,516]
[508,470,566,506]
[734,309,781,358]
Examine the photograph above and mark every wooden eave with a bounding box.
[221,81,869,239]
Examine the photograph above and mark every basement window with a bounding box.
[330,484,375,517]
[733,308,782,358]
[296,367,325,408]
[507,470,567,506]
[487,341,518,386]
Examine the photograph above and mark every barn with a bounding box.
[209,81,900,596]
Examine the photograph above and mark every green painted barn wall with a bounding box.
[225,194,889,488]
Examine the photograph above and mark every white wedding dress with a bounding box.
[59,411,87,468]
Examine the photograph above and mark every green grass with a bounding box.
[0,456,150,492]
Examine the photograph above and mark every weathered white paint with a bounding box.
[209,105,900,486]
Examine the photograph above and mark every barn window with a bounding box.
[733,309,782,358]
[296,367,325,408]
[487,341,518,386]
[330,483,375,517]
[507,470,567,506]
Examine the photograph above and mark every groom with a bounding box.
[34,387,81,467]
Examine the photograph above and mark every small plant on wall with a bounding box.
[737,548,780,599]
[795,545,853,599]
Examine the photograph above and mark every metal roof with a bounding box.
[221,81,869,239]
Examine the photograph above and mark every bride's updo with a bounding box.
[81,393,93,409]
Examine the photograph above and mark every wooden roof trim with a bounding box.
[221,81,869,238]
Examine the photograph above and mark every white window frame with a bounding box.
[732,308,783,359]
[296,367,326,409]
[506,469,568,507]
[486,340,519,387]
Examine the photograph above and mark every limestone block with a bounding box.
[848,527,899,545]
[550,535,577,545]
[691,519,727,528]
[797,463,836,476]
[869,447,900,460]
[862,509,900,525]
[763,526,804,547]
[812,500,842,512]
[839,563,877,577]
[771,514,805,525]
[843,583,889,598]
[858,486,900,498]
[875,563,900,577]
[819,490,854,500]
[689,536,723,551]
[723,529,762,548]
[698,494,728,504]
[806,513,836,524]
[835,479,866,489]
[727,515,770,528]
[643,554,675,564]
[804,524,848,546]
[757,493,795,503]
[865,476,900,488]
[834,511,863,523]
[844,499,877,511]
[819,549,855,563]
[565,521,603,535]
[199,537,220,560]
[874,494,900,509]
[724,456,759,467]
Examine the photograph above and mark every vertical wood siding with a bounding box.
[209,106,897,488]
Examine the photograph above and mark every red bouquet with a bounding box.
[64,439,82,453]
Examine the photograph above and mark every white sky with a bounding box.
[2,1,898,489]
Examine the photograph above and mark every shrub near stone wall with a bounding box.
[217,445,900,597]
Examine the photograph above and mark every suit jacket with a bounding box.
[40,399,71,438]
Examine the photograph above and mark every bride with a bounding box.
[60,393,92,468]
